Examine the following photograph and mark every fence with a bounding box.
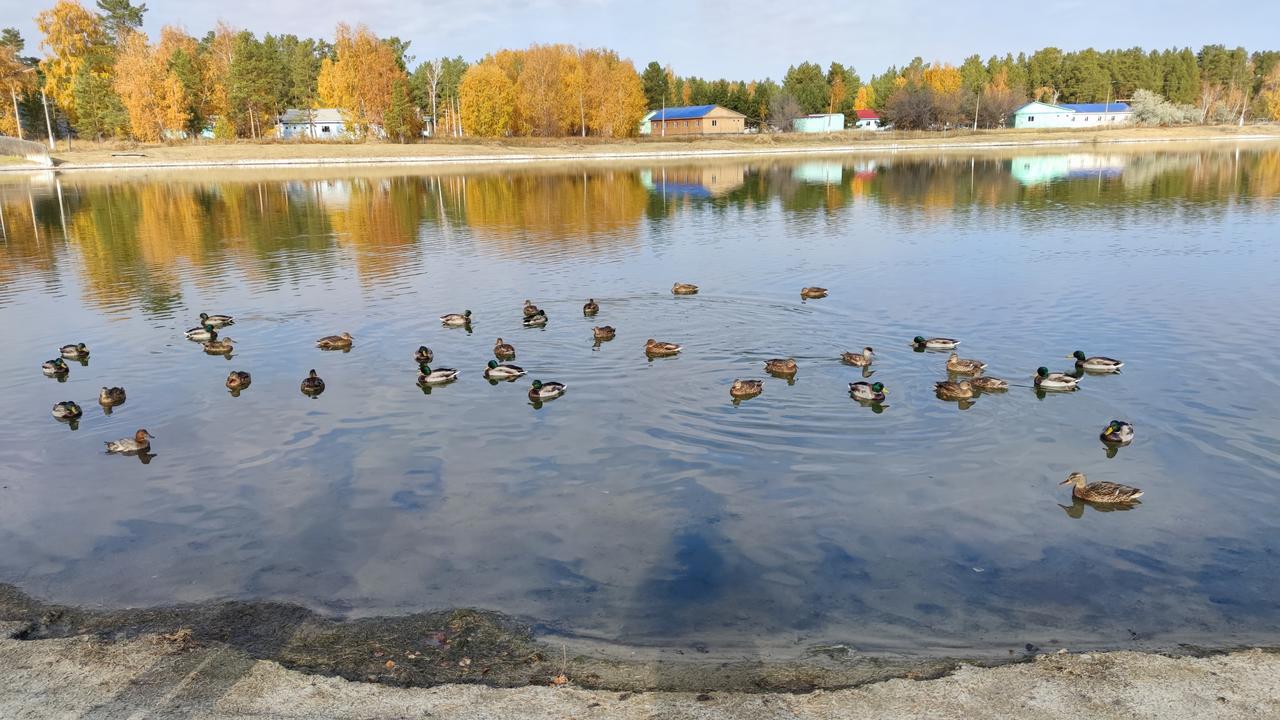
[0,136,53,167]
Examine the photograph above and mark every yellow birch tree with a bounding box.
[459,61,515,137]
[35,0,108,122]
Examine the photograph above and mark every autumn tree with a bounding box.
[976,68,1023,128]
[1258,63,1280,120]
[458,60,514,136]
[1,44,38,137]
[317,23,404,136]
[579,49,646,137]
[36,0,111,123]
[853,84,874,111]
[95,0,146,46]
[515,44,577,135]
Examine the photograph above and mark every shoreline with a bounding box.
[2,126,1278,174]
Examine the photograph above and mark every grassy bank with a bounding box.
[5,124,1278,172]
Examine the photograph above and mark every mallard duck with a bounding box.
[300,369,325,395]
[583,298,600,316]
[645,338,682,356]
[1071,350,1124,372]
[730,379,764,399]
[850,381,887,402]
[415,346,434,364]
[593,326,616,341]
[1061,472,1143,503]
[52,401,83,419]
[316,332,353,350]
[60,343,90,359]
[1034,366,1079,391]
[841,347,875,367]
[226,371,252,391]
[203,337,235,354]
[913,336,959,350]
[418,364,459,385]
[441,310,472,326]
[199,312,234,328]
[764,358,797,376]
[934,379,974,400]
[672,282,698,295]
[484,360,526,380]
[98,386,126,406]
[1100,420,1135,444]
[494,338,516,358]
[42,357,70,376]
[800,287,828,299]
[523,310,548,327]
[185,323,217,341]
[946,351,986,375]
[105,428,154,454]
[528,379,566,401]
[969,376,1009,392]
[523,300,541,318]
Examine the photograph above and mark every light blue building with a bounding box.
[793,113,845,133]
[1012,101,1132,129]
[638,110,657,136]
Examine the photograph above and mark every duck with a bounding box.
[316,332,353,350]
[913,336,959,350]
[1034,366,1079,391]
[850,381,887,402]
[98,386,126,407]
[592,326,616,341]
[494,338,516,359]
[185,323,217,341]
[1060,472,1143,503]
[42,357,70,376]
[484,360,526,380]
[1100,420,1135,445]
[441,310,472,326]
[523,300,541,318]
[946,351,987,375]
[800,287,828,299]
[300,369,325,395]
[730,379,764,399]
[672,282,699,295]
[105,428,154,454]
[934,379,974,400]
[225,371,252,391]
[523,310,548,327]
[203,337,235,354]
[969,376,1009,392]
[52,401,83,419]
[60,343,90,359]
[417,364,459,385]
[764,358,797,376]
[528,379,566,401]
[198,312,234,328]
[841,347,875,367]
[583,298,600,316]
[414,346,434,364]
[645,338,682,357]
[1071,350,1124,373]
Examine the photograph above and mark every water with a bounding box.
[2,147,1279,654]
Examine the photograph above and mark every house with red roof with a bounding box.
[854,109,883,130]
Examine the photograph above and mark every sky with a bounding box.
[3,0,1278,80]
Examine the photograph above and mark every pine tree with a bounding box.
[641,61,666,110]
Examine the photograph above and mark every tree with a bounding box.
[1259,63,1280,120]
[580,49,646,137]
[825,62,859,115]
[767,91,801,130]
[1,27,24,52]
[782,62,829,115]
[641,60,666,110]
[976,68,1024,128]
[113,30,165,140]
[959,54,988,94]
[458,61,514,136]
[382,76,419,141]
[853,84,874,111]
[95,0,146,46]
[71,50,127,139]
[1130,88,1197,125]
[884,77,934,129]
[1058,49,1111,103]
[317,23,403,136]
[1162,48,1200,105]
[1,45,38,137]
[514,44,577,135]
[1026,47,1064,99]
[227,31,280,137]
[411,58,444,135]
[36,0,110,123]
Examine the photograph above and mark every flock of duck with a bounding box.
[40,283,1143,505]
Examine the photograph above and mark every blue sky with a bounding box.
[3,0,1277,79]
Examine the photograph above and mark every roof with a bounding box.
[650,104,745,120]
[278,108,345,124]
[855,109,880,119]
[1060,102,1130,113]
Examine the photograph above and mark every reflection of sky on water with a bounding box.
[2,146,1280,653]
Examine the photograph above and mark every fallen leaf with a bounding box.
[552,674,569,686]
[459,657,472,667]
[385,660,396,670]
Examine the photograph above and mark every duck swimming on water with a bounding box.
[1070,351,1124,373]
[1061,472,1143,503]
[105,429,154,454]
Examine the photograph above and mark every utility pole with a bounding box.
[972,94,980,131]
[661,96,665,137]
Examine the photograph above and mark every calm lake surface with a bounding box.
[2,146,1279,654]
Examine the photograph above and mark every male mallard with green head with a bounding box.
[730,379,764,399]
[841,347,875,367]
[60,343,89,359]
[934,379,974,400]
[1070,350,1124,372]
[1100,420,1135,444]
[850,381,887,402]
[528,379,566,401]
[913,336,959,350]
[316,332,353,350]
[42,357,70,376]
[1034,366,1079,391]
[300,369,325,396]
[494,338,516,359]
[52,401,83,419]
[186,323,217,341]
[645,339,682,357]
[98,386,126,407]
[1061,472,1142,503]
[946,351,986,375]
[484,360,525,380]
[800,287,828,299]
[199,312,234,328]
[672,282,698,295]
[583,298,600,316]
[764,358,797,376]
[105,429,154,454]
[418,364,459,385]
[226,371,252,391]
[441,310,472,326]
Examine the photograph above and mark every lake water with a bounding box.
[2,146,1279,655]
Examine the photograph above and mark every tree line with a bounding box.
[3,0,1279,143]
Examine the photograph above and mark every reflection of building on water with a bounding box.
[1010,154,1127,185]
[792,161,845,185]
[640,165,746,198]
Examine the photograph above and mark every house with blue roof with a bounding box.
[648,105,747,136]
[1012,101,1132,129]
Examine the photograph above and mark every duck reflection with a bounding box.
[1059,497,1142,519]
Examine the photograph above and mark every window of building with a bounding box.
[322,126,331,133]
[711,119,717,127]
[1027,116,1035,122]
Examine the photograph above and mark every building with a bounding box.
[637,110,657,136]
[648,105,747,136]
[640,165,747,198]
[276,109,352,139]
[853,109,883,130]
[1012,101,1132,129]
[793,113,845,133]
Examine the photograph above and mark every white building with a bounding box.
[276,109,351,140]
[1012,102,1133,129]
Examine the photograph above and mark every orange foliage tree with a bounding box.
[317,24,405,136]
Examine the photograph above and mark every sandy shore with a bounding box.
[3,125,1278,173]
[3,622,1277,719]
